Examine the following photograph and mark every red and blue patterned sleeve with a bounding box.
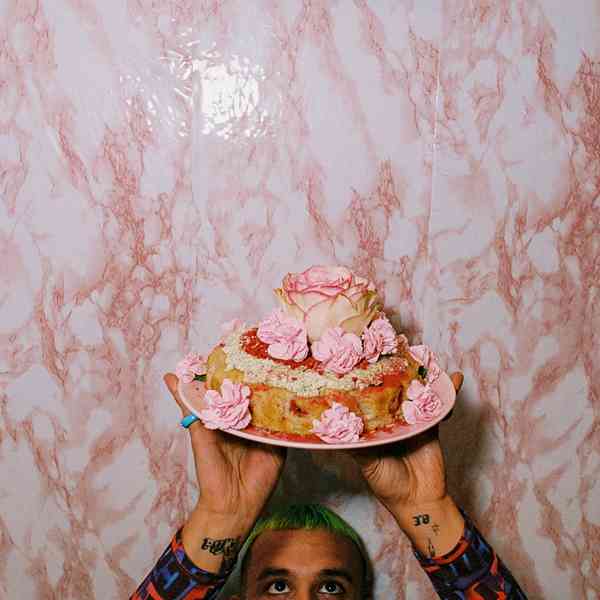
[132,513,526,599]
[130,528,230,600]
[414,513,528,598]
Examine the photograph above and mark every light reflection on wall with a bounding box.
[194,52,271,139]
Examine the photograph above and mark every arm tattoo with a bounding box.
[201,537,241,574]
[432,523,440,536]
[201,537,239,556]
[412,513,431,526]
[427,538,436,558]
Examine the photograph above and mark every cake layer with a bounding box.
[206,342,420,435]
[223,328,411,395]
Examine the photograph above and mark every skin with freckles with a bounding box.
[234,529,365,600]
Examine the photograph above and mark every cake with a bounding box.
[176,266,444,443]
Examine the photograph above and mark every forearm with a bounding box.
[132,482,257,599]
[130,525,234,600]
[392,497,527,599]
[390,494,465,558]
[131,507,254,599]
[181,504,254,574]
[180,424,261,573]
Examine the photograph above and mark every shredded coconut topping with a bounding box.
[222,331,409,396]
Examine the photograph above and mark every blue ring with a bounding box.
[180,414,200,428]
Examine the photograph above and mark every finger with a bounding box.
[164,373,191,417]
[443,372,463,422]
[164,374,225,476]
[450,372,464,393]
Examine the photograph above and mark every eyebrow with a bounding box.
[256,568,291,581]
[256,567,354,584]
[318,568,354,583]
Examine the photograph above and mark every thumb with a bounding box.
[163,372,219,452]
[442,372,464,422]
[163,373,191,417]
[449,372,464,394]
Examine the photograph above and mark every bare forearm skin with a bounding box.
[391,495,465,557]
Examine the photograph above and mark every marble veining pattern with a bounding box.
[0,1,598,598]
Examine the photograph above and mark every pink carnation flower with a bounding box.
[312,402,364,443]
[409,344,441,383]
[198,379,252,430]
[175,352,207,384]
[362,316,398,363]
[403,380,442,424]
[312,327,363,375]
[257,309,309,362]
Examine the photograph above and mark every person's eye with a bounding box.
[318,580,345,595]
[266,580,290,594]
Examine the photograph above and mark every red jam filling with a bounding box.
[240,328,373,374]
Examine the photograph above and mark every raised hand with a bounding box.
[350,373,465,557]
[164,373,286,571]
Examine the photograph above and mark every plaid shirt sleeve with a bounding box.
[130,528,231,600]
[414,513,528,599]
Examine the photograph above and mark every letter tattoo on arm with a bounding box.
[200,537,241,574]
[412,516,442,557]
[412,513,431,526]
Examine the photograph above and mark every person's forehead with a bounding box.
[247,528,363,575]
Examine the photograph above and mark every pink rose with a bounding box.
[275,265,381,342]
[362,316,398,363]
[312,402,364,443]
[175,352,207,384]
[409,345,441,383]
[257,309,309,362]
[403,380,442,424]
[198,378,252,430]
[312,327,363,375]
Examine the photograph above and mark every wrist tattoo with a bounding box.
[201,536,240,556]
[412,513,431,526]
[201,537,240,573]
[427,538,436,558]
[432,523,440,536]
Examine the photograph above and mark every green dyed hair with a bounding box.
[239,504,372,597]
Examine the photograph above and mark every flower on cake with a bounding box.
[175,352,207,384]
[312,402,364,443]
[275,265,380,343]
[257,309,309,362]
[362,316,398,363]
[402,380,442,425]
[198,378,252,430]
[409,344,441,383]
[312,327,363,375]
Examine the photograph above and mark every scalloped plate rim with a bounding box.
[177,371,456,450]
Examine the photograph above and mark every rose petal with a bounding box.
[276,266,380,342]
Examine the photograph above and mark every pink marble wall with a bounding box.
[1,1,598,598]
